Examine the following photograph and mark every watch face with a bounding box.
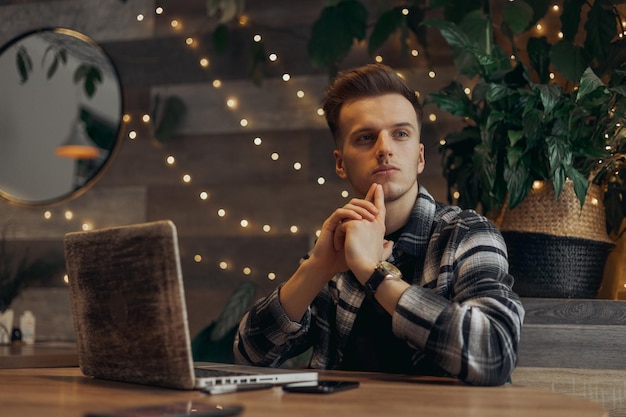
[379,261,402,278]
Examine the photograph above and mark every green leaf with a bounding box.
[405,6,428,53]
[507,145,523,168]
[521,108,542,144]
[459,9,489,54]
[426,93,469,117]
[523,0,552,27]
[550,40,590,82]
[527,36,551,83]
[584,0,619,63]
[73,65,102,97]
[566,166,589,208]
[308,0,367,69]
[559,0,583,42]
[212,24,230,54]
[248,38,266,86]
[502,0,534,34]
[210,282,257,341]
[485,83,511,103]
[486,110,506,133]
[441,0,482,25]
[536,83,561,115]
[424,81,473,118]
[368,7,404,55]
[422,18,473,50]
[553,166,566,197]
[46,56,59,79]
[16,46,33,84]
[577,67,608,101]
[505,161,531,208]
[546,135,567,175]
[508,129,524,146]
[153,96,186,142]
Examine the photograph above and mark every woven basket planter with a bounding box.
[493,180,614,298]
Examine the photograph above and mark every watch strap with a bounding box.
[363,268,386,299]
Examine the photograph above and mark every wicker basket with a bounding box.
[493,180,614,298]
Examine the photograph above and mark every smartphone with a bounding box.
[84,401,243,417]
[282,380,359,394]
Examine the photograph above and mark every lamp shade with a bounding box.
[55,120,100,159]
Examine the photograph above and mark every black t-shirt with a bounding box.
[339,228,416,373]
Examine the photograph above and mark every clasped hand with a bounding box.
[311,183,393,283]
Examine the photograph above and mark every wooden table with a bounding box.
[0,367,608,417]
[0,342,78,368]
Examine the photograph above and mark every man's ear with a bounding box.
[417,142,425,175]
[334,149,348,179]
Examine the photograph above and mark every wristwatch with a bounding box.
[363,261,402,298]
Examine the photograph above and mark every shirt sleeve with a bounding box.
[233,285,312,367]
[392,211,525,386]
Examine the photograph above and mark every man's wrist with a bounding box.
[363,261,402,298]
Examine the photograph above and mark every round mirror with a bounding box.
[0,28,123,206]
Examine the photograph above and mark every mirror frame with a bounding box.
[0,27,124,207]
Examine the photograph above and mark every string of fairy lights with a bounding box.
[49,1,623,285]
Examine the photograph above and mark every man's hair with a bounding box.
[322,63,423,144]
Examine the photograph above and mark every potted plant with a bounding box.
[424,0,626,297]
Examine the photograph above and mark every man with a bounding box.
[234,63,524,386]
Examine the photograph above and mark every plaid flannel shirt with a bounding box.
[234,185,525,386]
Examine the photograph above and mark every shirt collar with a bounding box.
[394,184,437,258]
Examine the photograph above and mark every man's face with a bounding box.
[333,93,425,202]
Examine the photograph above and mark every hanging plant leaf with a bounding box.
[368,7,405,56]
[405,6,428,54]
[42,46,68,79]
[212,23,230,55]
[584,0,619,63]
[248,38,266,86]
[559,0,583,42]
[502,0,534,34]
[152,95,186,143]
[210,281,257,341]
[308,0,367,70]
[527,36,551,83]
[16,46,33,84]
[549,40,590,82]
[73,64,103,98]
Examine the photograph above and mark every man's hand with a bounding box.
[337,183,393,284]
[307,185,379,277]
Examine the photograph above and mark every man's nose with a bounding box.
[376,133,393,158]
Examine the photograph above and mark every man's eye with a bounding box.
[357,135,374,142]
[395,131,409,137]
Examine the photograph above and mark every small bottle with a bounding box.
[20,311,35,345]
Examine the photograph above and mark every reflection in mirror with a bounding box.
[0,28,123,206]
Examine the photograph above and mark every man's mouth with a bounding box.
[373,165,398,175]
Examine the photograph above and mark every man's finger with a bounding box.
[364,183,378,203]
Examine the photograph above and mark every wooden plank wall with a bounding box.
[0,0,456,337]
[514,298,626,417]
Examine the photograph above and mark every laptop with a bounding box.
[64,219,318,390]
